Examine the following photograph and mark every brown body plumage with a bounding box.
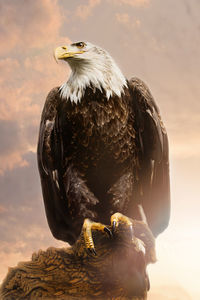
[37,75,170,245]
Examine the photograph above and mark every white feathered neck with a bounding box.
[59,47,127,104]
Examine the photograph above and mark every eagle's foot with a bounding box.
[111,213,157,264]
[110,212,156,265]
[111,212,134,242]
[82,218,112,256]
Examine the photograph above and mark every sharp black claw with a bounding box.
[112,221,116,233]
[104,227,113,238]
[87,247,97,256]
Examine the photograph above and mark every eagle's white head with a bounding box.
[54,41,127,104]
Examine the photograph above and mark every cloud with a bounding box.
[0,58,20,84]
[0,152,39,207]
[75,0,149,22]
[110,0,150,7]
[0,205,7,214]
[0,0,63,55]
[0,152,28,175]
[0,37,69,174]
[75,0,101,20]
[0,117,31,174]
[0,120,28,174]
[115,13,141,27]
[116,13,130,24]
[0,120,21,154]
[0,72,40,173]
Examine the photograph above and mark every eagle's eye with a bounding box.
[76,42,85,49]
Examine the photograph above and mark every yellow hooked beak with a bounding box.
[54,46,85,63]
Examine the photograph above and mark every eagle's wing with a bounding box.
[37,87,73,242]
[128,78,170,237]
[37,88,98,244]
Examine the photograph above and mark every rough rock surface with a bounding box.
[0,220,155,300]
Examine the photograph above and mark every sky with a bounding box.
[0,0,200,299]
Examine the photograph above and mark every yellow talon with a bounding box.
[110,212,134,243]
[82,219,112,255]
[111,212,133,229]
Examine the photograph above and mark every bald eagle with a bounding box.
[37,41,170,245]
